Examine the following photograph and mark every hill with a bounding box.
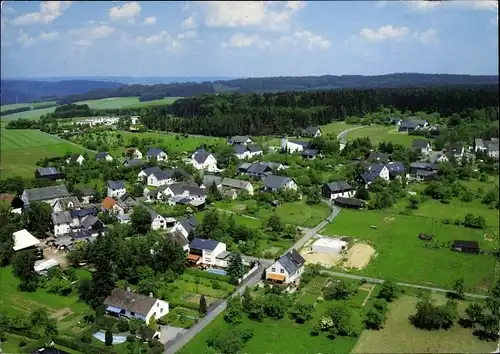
[0,79,124,105]
[58,73,499,103]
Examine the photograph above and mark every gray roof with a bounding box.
[146,148,165,158]
[429,153,447,164]
[169,231,189,247]
[410,162,436,171]
[81,215,100,229]
[124,159,143,167]
[301,149,318,157]
[141,166,163,177]
[183,186,207,196]
[237,162,253,171]
[57,196,81,211]
[247,145,262,153]
[23,185,69,202]
[386,162,405,175]
[167,183,185,196]
[487,141,499,152]
[107,180,126,190]
[95,152,111,160]
[221,178,252,190]
[230,135,252,144]
[416,170,438,177]
[190,237,219,251]
[325,181,353,193]
[36,167,61,176]
[104,288,157,316]
[76,187,95,196]
[203,175,223,187]
[399,120,423,129]
[151,170,171,181]
[474,138,484,148]
[179,215,198,234]
[216,250,233,260]
[247,163,272,174]
[146,207,159,221]
[193,149,213,164]
[301,126,321,136]
[52,211,72,225]
[412,139,431,149]
[68,154,84,163]
[367,152,390,163]
[263,175,293,189]
[261,162,284,169]
[278,249,305,275]
[233,145,247,154]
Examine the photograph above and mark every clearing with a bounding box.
[0,129,87,178]
[352,294,496,353]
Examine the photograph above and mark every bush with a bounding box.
[117,319,129,332]
[19,341,27,347]
[126,334,136,343]
[211,280,222,289]
[105,330,113,346]
[81,331,92,344]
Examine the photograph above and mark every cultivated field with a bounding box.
[0,129,87,178]
[352,294,496,353]
[1,106,60,120]
[321,209,497,292]
[123,97,181,108]
[343,125,417,146]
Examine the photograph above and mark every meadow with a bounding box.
[123,97,181,108]
[0,129,87,178]
[321,209,497,292]
[342,125,417,146]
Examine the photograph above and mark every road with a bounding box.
[336,125,367,142]
[164,263,266,354]
[320,270,488,299]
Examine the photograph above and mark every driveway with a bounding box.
[336,125,367,143]
[159,325,186,344]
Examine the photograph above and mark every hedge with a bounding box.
[52,336,119,354]
[7,329,41,340]
[184,268,231,282]
[168,298,200,311]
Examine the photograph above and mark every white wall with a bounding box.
[107,187,126,198]
[151,215,166,230]
[170,222,189,238]
[379,167,390,181]
[266,260,291,283]
[145,299,169,325]
[54,222,70,236]
[330,190,355,200]
[201,242,226,266]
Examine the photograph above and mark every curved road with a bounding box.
[336,125,367,142]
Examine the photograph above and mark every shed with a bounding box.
[312,238,347,254]
[452,240,480,254]
[13,229,40,251]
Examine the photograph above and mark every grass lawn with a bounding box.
[123,97,181,108]
[321,121,361,136]
[1,333,37,353]
[321,209,497,292]
[352,294,497,353]
[0,106,60,120]
[0,129,87,178]
[77,97,141,109]
[343,125,417,147]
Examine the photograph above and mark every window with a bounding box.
[157,303,159,307]
[280,269,285,274]
[160,308,163,313]
[271,267,276,272]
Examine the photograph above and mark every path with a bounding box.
[215,208,260,220]
[320,270,488,299]
[336,125,367,142]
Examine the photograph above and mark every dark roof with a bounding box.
[334,197,364,207]
[410,162,434,171]
[107,180,126,190]
[169,231,189,247]
[167,183,185,196]
[367,152,390,163]
[81,215,100,229]
[263,175,293,189]
[57,196,81,210]
[233,145,247,154]
[325,181,353,193]
[36,167,61,176]
[237,162,253,171]
[150,170,171,181]
[179,215,199,234]
[230,135,252,144]
[446,144,464,153]
[23,185,70,202]
[141,166,163,177]
[301,126,321,136]
[184,186,207,196]
[190,237,219,251]
[146,148,165,158]
[77,187,95,196]
[278,249,305,275]
[416,170,438,178]
[52,211,72,225]
[385,162,405,176]
[412,139,431,149]
[399,119,426,130]
[203,175,223,186]
[95,152,111,160]
[193,149,213,163]
[104,288,157,316]
[452,240,479,249]
[124,159,143,167]
[247,163,272,174]
[70,207,97,219]
[301,149,318,157]
[359,164,386,183]
[247,144,262,153]
[68,154,83,163]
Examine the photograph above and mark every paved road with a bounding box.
[164,264,265,354]
[320,270,488,299]
[336,125,367,142]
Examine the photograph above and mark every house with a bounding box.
[96,152,113,162]
[130,116,140,125]
[221,178,254,196]
[388,117,402,125]
[70,207,98,227]
[452,240,480,254]
[266,248,305,285]
[12,229,40,252]
[145,148,168,162]
[357,163,390,185]
[187,238,227,267]
[428,152,449,164]
[263,175,298,192]
[412,139,432,155]
[75,187,95,204]
[409,162,439,181]
[300,126,322,138]
[66,154,85,165]
[445,144,465,160]
[398,119,428,133]
[385,162,407,180]
[52,196,81,213]
[322,181,355,200]
[168,231,190,252]
[107,180,126,198]
[52,211,72,236]
[475,138,499,159]
[366,152,390,164]
[244,163,273,179]
[146,168,190,187]
[170,215,199,238]
[280,137,310,153]
[146,207,167,230]
[21,185,70,208]
[101,196,117,213]
[301,149,318,160]
[188,149,218,172]
[35,167,64,181]
[123,159,144,168]
[228,135,253,146]
[233,145,263,159]
[138,166,163,182]
[127,148,143,160]
[201,175,223,189]
[104,288,169,325]
[333,197,365,209]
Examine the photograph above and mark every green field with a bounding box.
[123,97,181,108]
[343,125,417,147]
[0,106,61,120]
[321,121,361,136]
[352,294,496,353]
[0,129,87,178]
[321,209,497,292]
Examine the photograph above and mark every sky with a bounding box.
[1,0,498,78]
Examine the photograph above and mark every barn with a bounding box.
[312,238,347,254]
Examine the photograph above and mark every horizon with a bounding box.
[1,1,498,78]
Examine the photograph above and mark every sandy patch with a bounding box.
[50,307,73,320]
[344,243,375,269]
[301,251,341,268]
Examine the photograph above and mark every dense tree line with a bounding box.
[1,106,31,116]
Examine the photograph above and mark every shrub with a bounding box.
[117,319,129,332]
[211,280,222,289]
[81,331,92,344]
[104,330,113,346]
[126,334,136,343]
[19,341,27,347]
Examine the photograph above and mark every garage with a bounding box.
[312,238,347,254]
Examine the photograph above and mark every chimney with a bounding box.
[126,287,131,292]
[149,292,153,298]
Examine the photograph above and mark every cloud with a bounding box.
[67,25,116,48]
[39,31,60,42]
[1,5,16,15]
[360,25,410,42]
[89,25,115,38]
[17,30,60,47]
[221,33,270,48]
[177,30,197,39]
[136,30,181,50]
[11,1,71,25]
[200,1,306,32]
[144,17,156,25]
[182,15,196,29]
[280,30,331,49]
[109,2,141,23]
[375,1,388,8]
[413,28,438,44]
[406,0,498,12]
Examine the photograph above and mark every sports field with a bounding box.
[0,129,87,178]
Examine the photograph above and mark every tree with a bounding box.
[407,195,420,210]
[289,303,314,324]
[131,183,144,198]
[30,308,49,328]
[12,250,38,291]
[324,280,356,300]
[452,277,465,299]
[242,287,253,313]
[364,308,385,330]
[105,329,113,346]
[440,300,458,329]
[224,296,244,324]
[266,214,283,233]
[355,186,369,200]
[373,191,394,209]
[227,253,244,285]
[207,182,222,202]
[325,304,359,338]
[465,302,483,330]
[130,205,152,234]
[378,280,399,302]
[44,318,58,339]
[22,201,52,238]
[199,295,207,315]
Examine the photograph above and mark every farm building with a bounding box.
[452,240,480,254]
[333,197,365,209]
[12,229,40,251]
[35,167,64,181]
[312,238,347,254]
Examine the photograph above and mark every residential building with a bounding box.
[138,166,163,182]
[475,138,499,159]
[263,175,298,192]
[301,149,318,160]
[75,187,95,204]
[12,229,40,252]
[35,167,64,181]
[388,117,402,125]
[428,152,449,164]
[168,231,190,251]
[445,144,465,161]
[228,135,253,146]
[333,197,365,208]
[130,116,140,125]
[412,139,432,155]
[322,181,355,200]
[409,162,439,181]
[107,180,127,198]
[266,249,305,285]
[127,148,143,160]
[385,162,407,180]
[357,163,390,185]
[52,196,81,213]
[280,136,310,153]
[366,152,390,164]
[242,163,273,179]
[52,211,72,236]
[66,154,85,165]
[300,126,322,138]
[104,288,169,325]
[201,175,223,189]
[101,196,116,213]
[170,215,199,238]
[398,118,428,133]
[123,159,144,168]
[233,145,263,159]
[75,116,119,126]
[146,168,190,187]
[221,178,254,196]
[145,148,168,162]
[146,208,167,230]
[187,238,227,267]
[188,149,218,172]
[96,152,113,162]
[21,185,70,208]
